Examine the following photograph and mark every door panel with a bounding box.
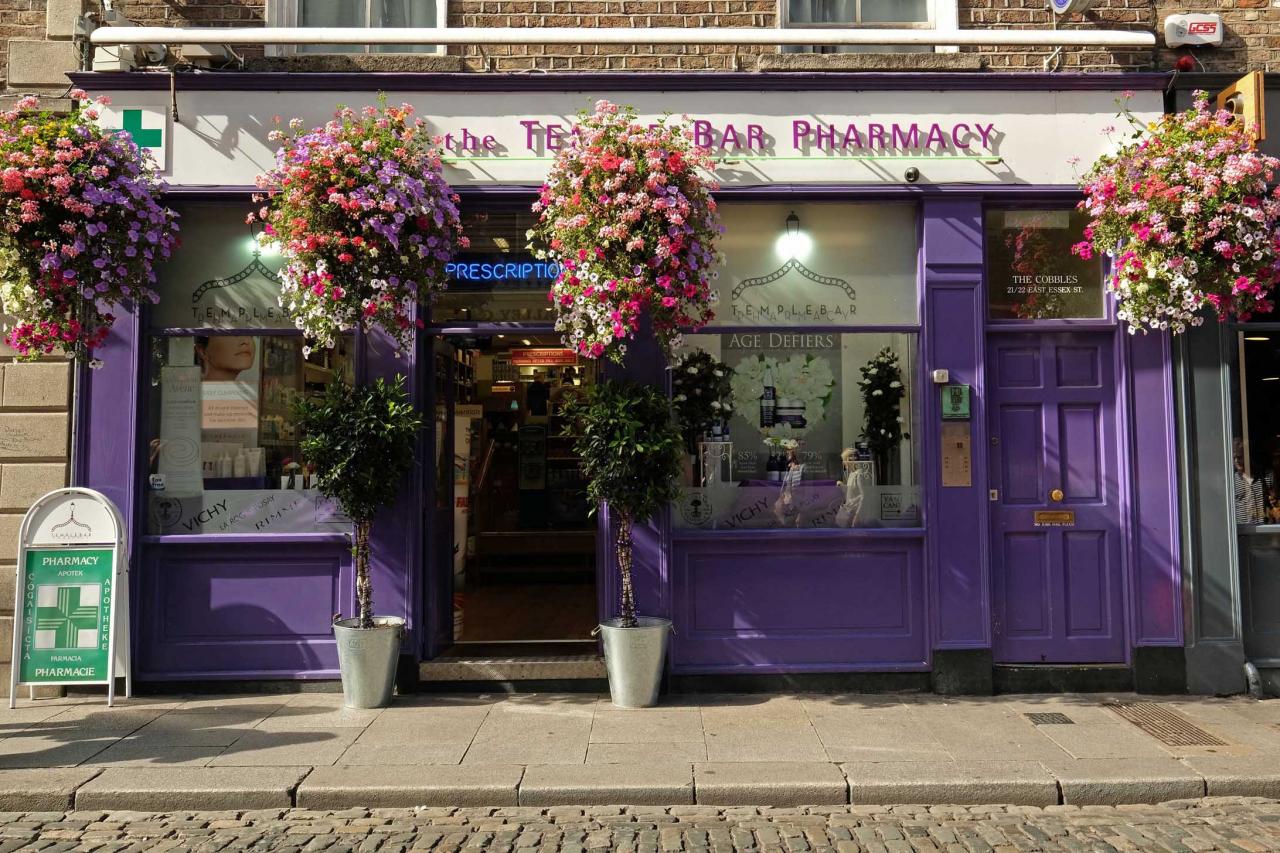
[1000,405,1045,504]
[996,346,1043,388]
[1003,532,1051,636]
[1062,530,1107,635]
[988,332,1126,663]
[1055,346,1100,388]
[1058,404,1102,501]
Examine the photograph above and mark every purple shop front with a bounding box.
[71,71,1184,690]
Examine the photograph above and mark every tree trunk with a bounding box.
[614,511,637,628]
[354,519,373,630]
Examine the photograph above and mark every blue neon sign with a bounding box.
[445,258,562,286]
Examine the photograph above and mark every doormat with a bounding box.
[1108,702,1226,746]
[1025,712,1074,725]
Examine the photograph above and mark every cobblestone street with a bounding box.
[0,798,1275,852]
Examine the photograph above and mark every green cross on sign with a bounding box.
[113,109,162,148]
[35,586,99,649]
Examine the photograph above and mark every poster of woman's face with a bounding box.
[195,336,257,381]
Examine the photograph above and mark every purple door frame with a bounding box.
[987,331,1127,663]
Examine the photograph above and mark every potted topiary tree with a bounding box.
[294,373,422,708]
[564,380,684,708]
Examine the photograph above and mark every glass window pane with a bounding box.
[370,0,439,53]
[145,335,355,536]
[298,0,368,53]
[713,203,918,327]
[861,0,930,23]
[152,202,294,331]
[1231,330,1280,525]
[432,209,557,324]
[673,332,921,530]
[787,0,856,24]
[985,208,1105,320]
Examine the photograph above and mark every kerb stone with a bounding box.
[296,765,523,808]
[0,768,100,811]
[843,761,1058,806]
[74,767,308,811]
[519,763,693,806]
[1047,758,1206,805]
[694,762,847,807]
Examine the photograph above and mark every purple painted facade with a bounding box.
[73,72,1184,685]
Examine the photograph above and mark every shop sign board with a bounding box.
[93,88,1164,188]
[9,489,131,708]
[940,385,971,420]
[510,348,578,367]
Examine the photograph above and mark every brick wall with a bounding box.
[3,0,1280,90]
[0,350,71,699]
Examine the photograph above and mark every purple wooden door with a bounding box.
[987,332,1126,663]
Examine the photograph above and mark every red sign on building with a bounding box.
[509,348,579,366]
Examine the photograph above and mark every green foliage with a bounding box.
[858,347,906,459]
[564,380,684,524]
[671,349,735,451]
[294,374,422,525]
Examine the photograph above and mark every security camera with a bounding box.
[904,167,921,183]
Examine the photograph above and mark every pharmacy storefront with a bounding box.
[73,71,1184,692]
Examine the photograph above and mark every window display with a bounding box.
[1231,329,1280,525]
[985,208,1104,320]
[144,334,354,536]
[673,332,921,529]
[711,203,918,327]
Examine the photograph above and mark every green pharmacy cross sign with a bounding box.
[35,583,103,650]
[21,549,113,682]
[10,488,131,708]
[111,109,162,149]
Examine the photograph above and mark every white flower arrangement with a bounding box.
[729,353,835,439]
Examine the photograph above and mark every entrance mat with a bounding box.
[1024,712,1074,725]
[1108,702,1226,746]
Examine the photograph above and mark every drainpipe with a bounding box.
[89,26,1157,49]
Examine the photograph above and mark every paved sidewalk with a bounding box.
[1,800,1278,852]
[0,692,1278,810]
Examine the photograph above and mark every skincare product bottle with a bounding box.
[759,366,776,428]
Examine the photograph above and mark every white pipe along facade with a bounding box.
[89,26,1157,48]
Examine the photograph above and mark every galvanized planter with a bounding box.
[599,616,671,708]
[332,616,404,709]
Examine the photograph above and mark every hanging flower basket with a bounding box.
[528,100,722,362]
[253,101,467,355]
[1074,91,1280,334]
[0,93,178,364]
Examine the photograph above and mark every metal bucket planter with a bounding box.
[333,616,404,709]
[599,616,671,708]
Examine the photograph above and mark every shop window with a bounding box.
[431,209,555,325]
[145,335,356,536]
[711,203,919,328]
[146,200,356,537]
[672,332,921,530]
[985,209,1105,321]
[265,0,447,55]
[1230,330,1280,526]
[781,0,957,54]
